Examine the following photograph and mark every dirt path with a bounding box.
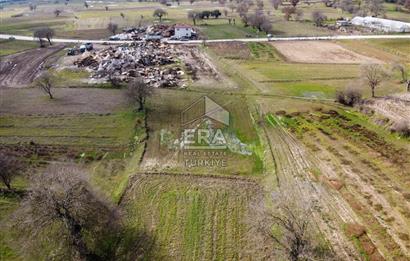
[265,123,361,260]
[0,45,65,88]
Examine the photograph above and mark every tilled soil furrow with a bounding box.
[268,125,360,260]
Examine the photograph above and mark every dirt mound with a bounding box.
[0,45,65,88]
[272,41,381,64]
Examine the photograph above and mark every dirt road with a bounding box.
[0,45,65,88]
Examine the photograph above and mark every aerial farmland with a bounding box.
[0,0,409,260]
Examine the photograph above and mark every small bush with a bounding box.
[335,89,362,106]
[391,120,410,137]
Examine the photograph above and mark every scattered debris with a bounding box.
[74,41,184,88]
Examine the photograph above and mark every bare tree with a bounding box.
[267,190,334,261]
[282,6,296,20]
[312,10,327,26]
[107,22,118,34]
[392,63,410,92]
[35,72,54,99]
[339,0,357,13]
[247,11,273,33]
[0,152,22,191]
[335,88,362,106]
[290,0,300,7]
[54,9,62,17]
[84,1,89,8]
[362,0,385,16]
[405,0,410,10]
[361,64,388,98]
[29,3,37,11]
[188,10,199,25]
[12,165,119,260]
[153,8,167,22]
[127,78,153,111]
[33,27,54,47]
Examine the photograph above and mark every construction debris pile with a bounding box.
[74,41,185,88]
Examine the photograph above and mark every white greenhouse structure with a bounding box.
[351,16,410,33]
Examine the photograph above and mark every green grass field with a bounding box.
[0,111,137,148]
[143,89,263,175]
[121,173,269,260]
[0,39,38,56]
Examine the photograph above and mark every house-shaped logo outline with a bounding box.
[181,96,230,127]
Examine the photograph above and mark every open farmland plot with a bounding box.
[0,45,65,88]
[142,89,263,175]
[210,41,404,98]
[0,39,38,56]
[271,41,381,64]
[0,88,139,159]
[120,173,272,260]
[260,98,410,259]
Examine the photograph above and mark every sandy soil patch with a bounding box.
[0,88,128,115]
[271,41,381,64]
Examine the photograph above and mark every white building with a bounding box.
[351,16,410,33]
[174,24,194,39]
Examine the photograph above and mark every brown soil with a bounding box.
[363,94,410,125]
[271,41,381,64]
[0,88,128,115]
[209,42,251,60]
[0,44,65,88]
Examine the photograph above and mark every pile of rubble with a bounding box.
[74,41,185,88]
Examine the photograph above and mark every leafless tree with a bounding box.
[290,0,300,7]
[188,10,199,25]
[127,78,153,111]
[361,64,388,98]
[107,22,118,34]
[392,63,409,92]
[335,88,362,106]
[312,10,327,26]
[0,152,22,191]
[153,8,167,22]
[12,165,119,260]
[282,6,296,20]
[338,0,357,13]
[362,0,385,16]
[33,27,55,47]
[247,11,273,33]
[54,9,62,17]
[268,191,334,261]
[35,72,54,99]
[84,1,89,8]
[105,5,109,11]
[29,3,37,11]
[405,0,410,10]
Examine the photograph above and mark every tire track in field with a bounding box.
[265,124,361,260]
